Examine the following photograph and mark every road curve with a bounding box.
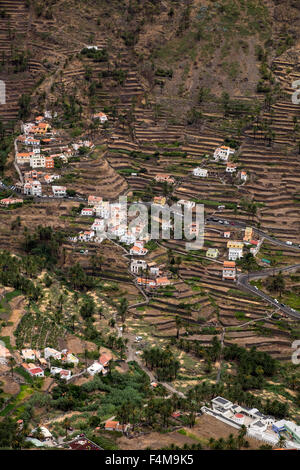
[237,264,300,320]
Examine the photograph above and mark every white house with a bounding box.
[226,162,237,173]
[150,266,160,277]
[23,363,44,378]
[23,181,42,196]
[61,350,79,366]
[44,347,62,361]
[120,232,136,245]
[177,199,195,210]
[95,201,110,219]
[81,208,94,217]
[91,219,106,233]
[250,420,268,433]
[222,261,236,280]
[213,146,235,162]
[130,241,148,256]
[78,230,95,242]
[193,167,208,177]
[52,186,66,197]
[22,349,37,361]
[211,396,233,411]
[50,367,72,380]
[92,112,108,123]
[228,247,243,261]
[240,171,247,181]
[131,259,147,274]
[87,362,104,376]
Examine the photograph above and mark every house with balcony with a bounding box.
[222,261,236,280]
[52,186,66,197]
[213,146,235,162]
[206,248,219,259]
[193,167,208,177]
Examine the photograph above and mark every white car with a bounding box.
[286,241,292,245]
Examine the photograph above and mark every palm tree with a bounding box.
[64,418,71,439]
[9,357,15,377]
[278,434,286,448]
[175,316,182,339]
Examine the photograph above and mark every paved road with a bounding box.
[237,263,300,320]
[206,217,300,251]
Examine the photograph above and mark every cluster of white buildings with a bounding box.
[75,195,150,247]
[202,397,300,448]
[191,146,247,181]
[21,347,79,380]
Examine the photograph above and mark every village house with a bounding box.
[149,263,160,277]
[108,224,126,238]
[137,277,156,288]
[68,435,102,451]
[206,248,219,259]
[228,246,243,261]
[222,261,236,280]
[81,207,94,217]
[0,343,11,364]
[16,152,34,164]
[22,349,37,361]
[226,162,237,173]
[243,227,253,242]
[227,241,244,249]
[155,173,175,184]
[99,353,112,368]
[35,115,44,124]
[91,219,106,235]
[193,167,208,177]
[78,230,95,242]
[52,186,66,197]
[88,195,103,207]
[22,122,36,135]
[120,232,136,245]
[0,198,23,206]
[44,174,60,184]
[30,155,54,169]
[130,259,147,274]
[50,367,72,380]
[22,363,44,378]
[25,170,43,180]
[44,347,62,361]
[61,350,79,366]
[155,277,171,287]
[130,241,148,256]
[240,171,247,181]
[95,201,110,219]
[92,112,108,123]
[213,146,235,162]
[24,181,42,197]
[87,362,104,376]
[105,421,130,433]
[224,231,231,238]
[177,199,195,210]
